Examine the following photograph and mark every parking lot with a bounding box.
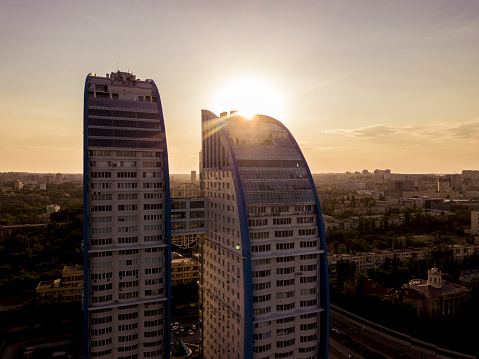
[170,320,200,345]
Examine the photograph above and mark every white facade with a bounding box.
[84,71,170,359]
[199,111,329,359]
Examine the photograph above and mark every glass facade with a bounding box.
[199,111,329,359]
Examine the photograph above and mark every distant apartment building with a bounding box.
[171,255,199,285]
[190,170,197,185]
[400,198,445,210]
[392,180,415,191]
[452,202,479,212]
[28,174,40,183]
[13,180,23,190]
[84,71,171,359]
[36,265,83,304]
[462,170,479,185]
[374,169,391,183]
[445,174,462,189]
[44,175,55,184]
[323,214,405,232]
[337,182,366,191]
[328,244,479,276]
[170,190,207,249]
[437,178,451,193]
[46,204,61,218]
[199,110,329,359]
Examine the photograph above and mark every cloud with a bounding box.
[326,119,479,141]
[327,124,397,138]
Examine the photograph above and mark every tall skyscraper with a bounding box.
[199,110,329,358]
[83,71,171,359]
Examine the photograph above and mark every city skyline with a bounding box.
[1,1,479,174]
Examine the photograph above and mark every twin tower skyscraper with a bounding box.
[84,71,329,359]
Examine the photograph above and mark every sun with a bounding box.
[212,76,284,120]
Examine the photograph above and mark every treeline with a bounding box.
[0,183,82,225]
[400,208,471,235]
[328,208,474,254]
[333,248,479,292]
[328,230,429,254]
[320,194,377,217]
[0,203,83,295]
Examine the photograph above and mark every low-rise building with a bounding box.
[323,213,405,231]
[328,244,479,276]
[36,265,83,304]
[402,267,468,318]
[46,204,60,218]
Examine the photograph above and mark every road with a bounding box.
[330,309,410,359]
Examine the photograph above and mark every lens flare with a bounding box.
[212,76,284,120]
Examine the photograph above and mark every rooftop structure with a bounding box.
[36,265,83,304]
[170,338,192,358]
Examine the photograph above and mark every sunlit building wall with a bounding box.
[83,71,171,359]
[199,110,329,359]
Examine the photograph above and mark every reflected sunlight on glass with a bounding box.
[212,76,285,120]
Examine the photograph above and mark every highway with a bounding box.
[330,308,412,359]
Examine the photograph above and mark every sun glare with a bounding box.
[212,76,284,120]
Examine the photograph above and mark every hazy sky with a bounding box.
[1,0,478,174]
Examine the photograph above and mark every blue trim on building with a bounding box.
[150,80,172,359]
[279,119,330,359]
[83,73,91,359]
[219,129,254,359]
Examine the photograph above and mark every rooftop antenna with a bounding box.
[117,61,119,72]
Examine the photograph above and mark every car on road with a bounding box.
[341,339,353,346]
[187,330,194,336]
[191,324,197,330]
[179,327,185,332]
[350,327,359,334]
[175,331,181,337]
[172,325,179,331]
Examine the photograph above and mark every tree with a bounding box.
[470,277,479,300]
[336,259,357,289]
